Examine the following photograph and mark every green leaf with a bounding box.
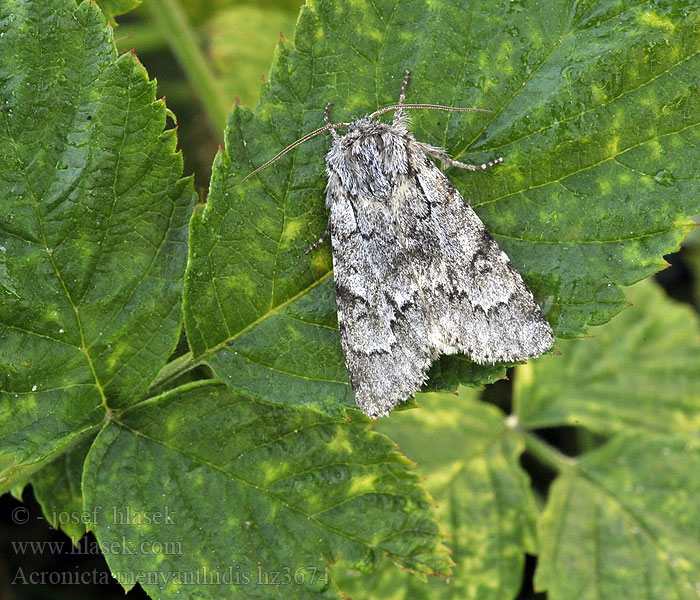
[32,435,96,543]
[0,0,194,489]
[204,5,299,107]
[95,0,142,23]
[82,381,450,598]
[535,434,700,600]
[336,389,538,600]
[514,280,700,434]
[422,356,506,394]
[517,274,700,598]
[184,0,700,415]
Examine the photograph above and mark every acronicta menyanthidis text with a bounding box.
[244,71,554,417]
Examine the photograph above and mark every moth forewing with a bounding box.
[325,117,553,417]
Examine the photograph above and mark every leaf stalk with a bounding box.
[144,0,229,132]
[522,430,576,473]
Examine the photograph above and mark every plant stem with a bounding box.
[522,430,576,473]
[114,22,167,54]
[147,351,197,394]
[144,0,229,132]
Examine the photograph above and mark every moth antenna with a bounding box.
[241,121,351,182]
[242,104,492,182]
[369,103,492,119]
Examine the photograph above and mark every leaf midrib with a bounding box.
[153,270,335,392]
[204,270,333,360]
[1,9,108,409]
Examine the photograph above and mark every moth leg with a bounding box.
[304,222,330,254]
[325,104,339,140]
[421,144,504,171]
[393,69,410,125]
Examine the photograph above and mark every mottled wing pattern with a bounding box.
[325,119,553,417]
[327,181,435,417]
[401,145,554,364]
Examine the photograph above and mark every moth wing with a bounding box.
[400,150,554,364]
[328,184,435,418]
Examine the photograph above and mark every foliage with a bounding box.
[1,0,699,598]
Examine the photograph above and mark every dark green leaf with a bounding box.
[0,0,194,489]
[82,382,450,598]
[514,280,700,434]
[184,0,700,415]
[536,434,700,600]
[32,435,96,543]
[336,389,538,600]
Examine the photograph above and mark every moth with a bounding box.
[244,71,554,417]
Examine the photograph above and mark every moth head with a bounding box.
[326,118,409,199]
[338,117,401,151]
